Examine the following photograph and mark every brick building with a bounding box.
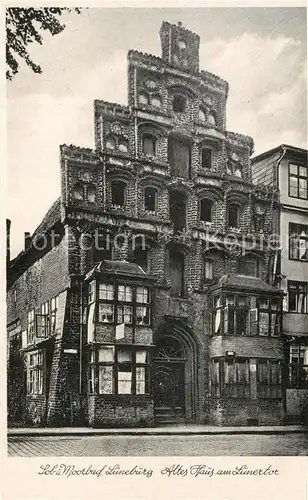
[7,22,286,427]
[251,145,308,424]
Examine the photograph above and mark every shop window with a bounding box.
[144,186,157,212]
[73,183,84,201]
[289,163,308,199]
[106,136,116,150]
[289,223,308,261]
[27,350,44,395]
[257,360,282,398]
[200,198,213,222]
[111,180,126,206]
[91,346,150,395]
[170,191,186,232]
[173,94,186,113]
[228,203,240,228]
[201,148,212,169]
[169,250,185,298]
[288,281,308,313]
[288,345,308,388]
[210,358,250,398]
[142,134,157,156]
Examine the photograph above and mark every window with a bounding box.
[106,136,116,150]
[204,259,213,281]
[257,360,282,398]
[87,185,96,203]
[142,134,157,156]
[50,296,58,333]
[133,247,148,273]
[138,93,149,105]
[151,96,162,108]
[201,148,212,169]
[73,184,84,201]
[117,305,133,325]
[91,346,150,395]
[170,190,186,232]
[88,281,96,304]
[98,303,114,323]
[237,257,259,277]
[169,250,185,297]
[227,160,243,178]
[136,286,151,326]
[200,198,213,222]
[289,223,308,261]
[111,180,126,206]
[118,140,128,153]
[289,163,308,199]
[27,310,35,344]
[99,283,114,300]
[144,187,157,212]
[37,301,49,338]
[288,281,308,313]
[288,345,308,388]
[234,164,242,178]
[198,109,206,121]
[210,358,250,398]
[207,112,216,126]
[212,295,281,336]
[118,285,132,302]
[27,350,44,395]
[169,138,191,178]
[93,233,112,263]
[228,203,240,228]
[173,94,186,113]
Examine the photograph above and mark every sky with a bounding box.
[6,7,307,258]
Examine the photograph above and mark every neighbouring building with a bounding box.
[7,22,287,428]
[251,145,308,423]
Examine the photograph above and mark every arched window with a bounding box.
[144,186,158,212]
[106,136,116,150]
[73,184,84,201]
[228,203,240,229]
[142,134,157,156]
[138,93,149,105]
[208,112,216,126]
[118,140,128,153]
[234,164,242,178]
[173,94,186,113]
[111,180,126,207]
[198,109,206,121]
[87,185,96,203]
[151,95,162,108]
[200,199,213,223]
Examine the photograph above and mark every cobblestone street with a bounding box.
[8,433,308,457]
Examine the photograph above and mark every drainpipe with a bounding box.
[271,145,287,285]
[79,279,84,420]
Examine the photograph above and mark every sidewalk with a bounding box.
[8,424,307,437]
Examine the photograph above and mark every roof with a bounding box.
[215,274,281,293]
[85,260,156,281]
[32,197,61,239]
[251,144,307,164]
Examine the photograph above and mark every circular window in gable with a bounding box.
[173,94,186,113]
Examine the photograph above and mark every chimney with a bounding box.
[24,232,31,251]
[6,219,11,264]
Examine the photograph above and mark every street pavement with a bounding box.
[8,432,308,457]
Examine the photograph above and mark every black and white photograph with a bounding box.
[4,3,308,472]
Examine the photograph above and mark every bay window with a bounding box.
[89,346,150,395]
[257,360,282,398]
[212,294,281,336]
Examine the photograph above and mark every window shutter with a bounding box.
[21,330,28,348]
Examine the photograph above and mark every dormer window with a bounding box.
[144,186,157,212]
[142,134,157,156]
[111,180,126,207]
[200,199,213,223]
[173,94,186,113]
[202,148,212,169]
[106,136,116,150]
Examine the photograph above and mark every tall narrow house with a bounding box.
[7,22,285,427]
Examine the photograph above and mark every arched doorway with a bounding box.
[153,330,197,423]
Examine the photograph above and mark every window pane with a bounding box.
[289,176,298,187]
[98,346,114,362]
[259,312,269,335]
[290,164,298,175]
[290,186,298,197]
[136,306,150,325]
[299,166,307,177]
[136,349,148,363]
[106,136,116,150]
[98,303,114,323]
[143,135,156,155]
[117,305,133,325]
[204,259,213,280]
[118,348,132,363]
[136,286,149,303]
[99,283,114,300]
[118,368,132,394]
[98,366,114,394]
[118,285,132,302]
[136,367,146,394]
[151,96,161,108]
